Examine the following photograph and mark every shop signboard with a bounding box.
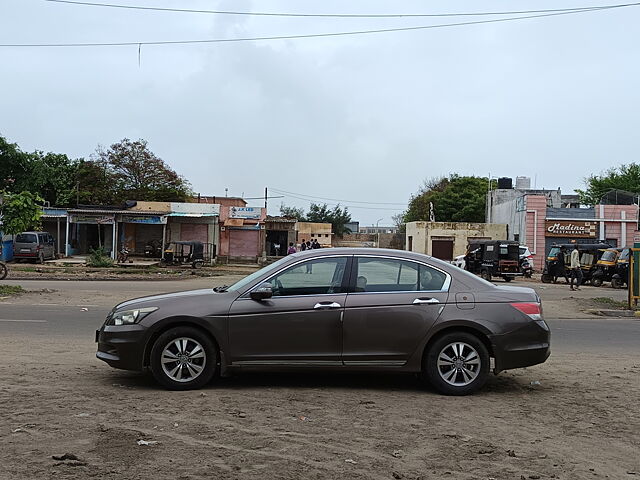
[120,215,167,225]
[545,220,596,238]
[69,214,114,225]
[229,207,262,220]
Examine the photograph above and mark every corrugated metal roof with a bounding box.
[68,209,168,215]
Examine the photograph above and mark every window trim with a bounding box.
[350,255,451,294]
[241,255,353,299]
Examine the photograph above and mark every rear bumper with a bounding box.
[14,252,37,258]
[490,321,551,373]
[96,325,148,371]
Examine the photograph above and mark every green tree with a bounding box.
[404,175,493,223]
[95,138,192,202]
[306,203,352,237]
[0,191,44,235]
[279,203,306,220]
[576,163,640,206]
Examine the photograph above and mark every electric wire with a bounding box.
[2,4,638,47]
[41,0,634,18]
[272,191,405,211]
[270,188,406,206]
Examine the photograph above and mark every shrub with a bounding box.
[87,248,114,268]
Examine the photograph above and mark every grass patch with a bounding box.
[86,248,114,268]
[0,285,25,296]
[592,297,628,309]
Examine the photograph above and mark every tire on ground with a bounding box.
[150,326,217,390]
[423,331,490,396]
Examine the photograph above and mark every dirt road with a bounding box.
[1,277,639,479]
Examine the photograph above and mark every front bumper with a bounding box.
[95,325,148,371]
[490,320,551,373]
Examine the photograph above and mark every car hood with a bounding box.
[115,288,225,311]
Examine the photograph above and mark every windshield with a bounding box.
[619,249,630,261]
[225,255,292,292]
[16,233,37,243]
[548,247,561,258]
[601,250,618,262]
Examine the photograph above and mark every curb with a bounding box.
[583,308,636,318]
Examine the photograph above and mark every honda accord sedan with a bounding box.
[96,248,550,395]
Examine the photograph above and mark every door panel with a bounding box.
[228,295,345,364]
[342,257,449,365]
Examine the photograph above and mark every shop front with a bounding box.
[118,214,167,257]
[66,210,116,257]
[218,206,266,261]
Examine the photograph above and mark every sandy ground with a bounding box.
[1,276,639,479]
[1,336,639,480]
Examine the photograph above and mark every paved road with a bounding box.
[1,278,639,353]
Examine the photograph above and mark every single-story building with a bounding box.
[406,221,508,261]
[296,222,333,247]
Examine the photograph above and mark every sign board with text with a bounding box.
[545,220,596,238]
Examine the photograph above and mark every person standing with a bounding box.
[570,244,582,291]
[287,242,296,255]
[555,246,570,284]
[300,239,307,251]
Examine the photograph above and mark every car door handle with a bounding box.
[314,302,342,309]
[413,298,440,305]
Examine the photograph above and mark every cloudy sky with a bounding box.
[1,0,639,225]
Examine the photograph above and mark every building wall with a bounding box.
[406,222,507,258]
[296,222,333,246]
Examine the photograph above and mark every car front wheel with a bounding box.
[150,326,217,390]
[424,332,490,395]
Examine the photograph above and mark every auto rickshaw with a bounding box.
[590,248,621,287]
[611,247,630,289]
[464,239,521,282]
[541,242,611,284]
[161,241,205,268]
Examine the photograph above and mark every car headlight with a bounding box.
[107,307,158,326]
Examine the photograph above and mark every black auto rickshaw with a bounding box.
[611,247,630,289]
[541,242,611,284]
[464,240,521,282]
[162,241,205,268]
[590,248,621,287]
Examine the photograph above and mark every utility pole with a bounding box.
[264,187,268,210]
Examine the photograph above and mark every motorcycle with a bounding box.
[520,257,533,278]
[144,240,162,258]
[117,246,130,263]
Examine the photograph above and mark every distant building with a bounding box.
[296,222,333,247]
[405,221,508,261]
[359,225,399,234]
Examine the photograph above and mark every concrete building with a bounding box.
[296,222,333,247]
[406,221,508,261]
[265,216,297,256]
[218,206,267,261]
[486,177,640,270]
[359,225,399,234]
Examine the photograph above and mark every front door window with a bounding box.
[269,257,348,296]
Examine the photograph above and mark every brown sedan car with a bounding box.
[96,248,550,395]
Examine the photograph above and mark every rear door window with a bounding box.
[16,234,37,243]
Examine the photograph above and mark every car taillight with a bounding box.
[511,302,542,320]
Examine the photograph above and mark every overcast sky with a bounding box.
[1,0,639,225]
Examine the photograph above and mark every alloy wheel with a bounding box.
[160,337,207,383]
[436,342,481,387]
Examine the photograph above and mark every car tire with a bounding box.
[591,276,603,288]
[611,277,623,289]
[150,326,217,390]
[481,270,491,282]
[37,252,45,264]
[192,260,204,269]
[504,276,513,282]
[424,332,490,396]
[541,274,552,284]
[0,263,7,280]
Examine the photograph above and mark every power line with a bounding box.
[272,191,405,211]
[41,0,630,18]
[270,188,406,206]
[2,4,638,48]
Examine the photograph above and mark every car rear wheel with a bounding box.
[150,326,217,390]
[611,277,623,289]
[541,274,552,283]
[480,270,491,282]
[424,332,490,395]
[591,276,603,287]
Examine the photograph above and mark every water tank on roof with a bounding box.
[516,176,531,190]
[497,177,513,189]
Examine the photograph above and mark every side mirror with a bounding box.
[250,282,273,301]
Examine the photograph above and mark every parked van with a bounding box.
[14,231,56,263]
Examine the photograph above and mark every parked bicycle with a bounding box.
[117,246,130,264]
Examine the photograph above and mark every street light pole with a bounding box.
[376,218,383,248]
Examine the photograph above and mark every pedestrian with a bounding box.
[274,242,281,256]
[555,246,570,284]
[287,242,296,255]
[300,239,307,251]
[312,239,321,249]
[570,244,583,291]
